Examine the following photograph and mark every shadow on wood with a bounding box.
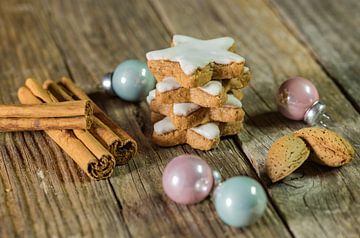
[244,111,304,130]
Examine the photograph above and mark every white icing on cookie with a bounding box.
[146,89,156,104]
[154,117,176,134]
[191,123,220,140]
[172,35,195,45]
[156,77,181,93]
[199,81,222,96]
[173,103,200,116]
[243,66,249,73]
[224,94,242,108]
[146,35,245,75]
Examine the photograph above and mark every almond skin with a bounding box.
[294,127,354,167]
[266,134,310,182]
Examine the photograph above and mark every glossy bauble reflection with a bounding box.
[214,176,267,227]
[277,77,319,120]
[162,154,213,204]
[104,59,155,102]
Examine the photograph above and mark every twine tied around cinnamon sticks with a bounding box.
[1,78,137,180]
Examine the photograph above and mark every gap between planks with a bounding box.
[39,2,134,234]
[266,0,360,113]
[146,0,296,236]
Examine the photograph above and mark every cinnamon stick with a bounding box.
[44,79,74,101]
[0,116,91,131]
[0,100,93,131]
[44,79,133,165]
[50,78,137,165]
[0,100,93,118]
[21,79,115,179]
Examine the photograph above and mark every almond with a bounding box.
[294,127,354,167]
[266,134,310,182]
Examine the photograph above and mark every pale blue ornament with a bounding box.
[103,59,155,102]
[213,176,267,227]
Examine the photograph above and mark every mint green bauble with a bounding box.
[112,60,155,102]
[214,176,267,227]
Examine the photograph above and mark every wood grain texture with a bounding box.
[271,0,360,110]
[0,0,128,237]
[39,0,291,237]
[1,0,359,237]
[150,0,360,237]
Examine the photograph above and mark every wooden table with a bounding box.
[1,0,359,237]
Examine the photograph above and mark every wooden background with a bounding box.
[1,0,359,237]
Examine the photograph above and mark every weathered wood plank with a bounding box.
[271,0,360,110]
[39,0,291,237]
[0,0,130,237]
[149,0,360,237]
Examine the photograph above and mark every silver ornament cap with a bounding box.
[101,72,116,96]
[212,170,222,187]
[304,101,326,125]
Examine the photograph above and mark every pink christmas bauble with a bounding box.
[162,154,213,204]
[277,77,319,120]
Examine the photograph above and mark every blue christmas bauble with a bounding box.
[214,176,267,227]
[111,60,155,102]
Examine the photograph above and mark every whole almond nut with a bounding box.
[266,134,310,182]
[294,127,354,167]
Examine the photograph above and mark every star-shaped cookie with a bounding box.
[148,91,245,130]
[152,119,243,150]
[146,35,245,88]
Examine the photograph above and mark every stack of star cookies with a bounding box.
[145,35,251,150]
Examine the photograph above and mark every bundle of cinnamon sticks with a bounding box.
[1,78,137,180]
